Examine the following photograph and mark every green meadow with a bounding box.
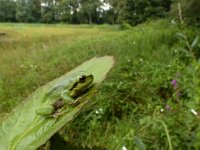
[1,20,200,149]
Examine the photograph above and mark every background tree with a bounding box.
[16,0,32,22]
[3,0,200,27]
[16,0,41,22]
[0,0,16,22]
[67,0,80,24]
[105,0,125,24]
[41,0,56,23]
[53,0,72,23]
[185,0,200,27]
[78,0,103,24]
[101,8,116,24]
[110,0,171,25]
[31,0,42,22]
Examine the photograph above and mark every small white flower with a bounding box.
[99,108,103,113]
[122,146,127,150]
[95,108,103,114]
[127,59,131,62]
[140,58,143,62]
[191,109,198,116]
[20,64,24,68]
[160,109,164,112]
[133,41,136,45]
[167,65,171,67]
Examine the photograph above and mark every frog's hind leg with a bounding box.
[51,111,64,118]
[51,105,69,118]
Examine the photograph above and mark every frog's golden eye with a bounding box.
[79,75,86,82]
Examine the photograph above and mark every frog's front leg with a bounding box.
[36,91,75,118]
[51,91,77,118]
[61,90,75,105]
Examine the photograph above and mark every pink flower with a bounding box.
[165,105,171,111]
[171,79,177,89]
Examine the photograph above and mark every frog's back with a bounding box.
[46,79,72,96]
[45,71,87,96]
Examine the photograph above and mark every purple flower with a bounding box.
[165,105,171,111]
[171,79,177,86]
[171,79,177,89]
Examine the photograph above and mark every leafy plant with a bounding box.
[1,21,200,149]
[0,56,114,150]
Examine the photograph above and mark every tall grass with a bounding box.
[0,24,114,114]
[1,20,200,149]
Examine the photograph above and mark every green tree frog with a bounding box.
[35,73,94,118]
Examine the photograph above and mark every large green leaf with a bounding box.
[0,56,114,150]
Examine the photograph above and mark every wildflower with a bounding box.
[171,79,177,89]
[191,109,198,116]
[167,64,171,67]
[177,91,181,97]
[122,146,127,150]
[160,108,164,112]
[95,108,103,114]
[165,105,171,111]
[99,108,103,113]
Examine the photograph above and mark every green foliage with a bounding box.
[184,0,200,27]
[170,0,200,27]
[119,22,132,30]
[174,31,200,149]
[109,0,172,25]
[0,57,114,150]
[0,0,172,25]
[0,0,16,22]
[1,0,199,27]
[16,0,41,22]
[0,20,200,149]
[59,21,200,149]
[78,0,103,24]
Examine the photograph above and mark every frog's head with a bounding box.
[69,74,94,97]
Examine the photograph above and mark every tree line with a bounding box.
[0,0,171,25]
[0,0,199,26]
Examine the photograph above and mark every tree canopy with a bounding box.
[0,0,199,26]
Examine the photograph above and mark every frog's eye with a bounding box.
[79,75,86,82]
